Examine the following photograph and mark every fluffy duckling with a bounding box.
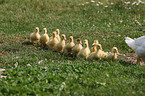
[30,27,41,44]
[56,29,61,41]
[72,38,83,57]
[40,28,49,47]
[64,36,75,55]
[91,40,99,52]
[54,34,66,53]
[77,40,91,58]
[105,47,119,61]
[47,32,59,50]
[87,44,106,60]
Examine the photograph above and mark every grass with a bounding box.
[0,0,145,95]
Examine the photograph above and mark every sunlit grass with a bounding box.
[0,0,145,95]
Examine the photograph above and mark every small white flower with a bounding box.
[86,2,89,4]
[27,64,31,67]
[143,20,145,22]
[38,60,43,64]
[96,81,106,85]
[132,2,136,5]
[106,74,109,77]
[98,11,99,13]
[107,24,110,27]
[16,57,19,59]
[104,6,108,7]
[124,2,130,4]
[96,4,99,6]
[111,2,114,5]
[91,1,95,3]
[109,22,111,25]
[120,20,123,23]
[100,3,103,5]
[82,4,84,5]
[14,62,18,68]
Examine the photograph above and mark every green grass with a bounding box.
[0,0,145,95]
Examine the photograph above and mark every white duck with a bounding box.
[125,36,145,63]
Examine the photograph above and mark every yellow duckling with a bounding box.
[56,29,61,41]
[64,36,75,55]
[91,40,99,52]
[105,47,119,61]
[47,32,59,50]
[87,44,106,60]
[30,27,40,44]
[54,34,66,53]
[72,38,83,57]
[40,28,49,47]
[77,40,91,58]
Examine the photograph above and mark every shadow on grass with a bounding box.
[119,60,138,67]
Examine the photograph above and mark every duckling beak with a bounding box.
[92,43,96,45]
[116,50,119,54]
[80,41,82,44]
[64,37,66,40]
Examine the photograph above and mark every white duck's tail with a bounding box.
[125,37,136,50]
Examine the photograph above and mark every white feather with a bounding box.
[125,37,137,50]
[125,36,145,62]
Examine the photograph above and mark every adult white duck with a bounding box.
[125,36,145,63]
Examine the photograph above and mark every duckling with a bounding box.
[105,47,119,61]
[64,36,75,55]
[84,39,88,43]
[56,29,61,41]
[54,34,66,53]
[30,27,41,44]
[40,28,49,47]
[72,38,83,57]
[91,40,99,52]
[77,40,91,58]
[47,32,59,50]
[87,44,106,60]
